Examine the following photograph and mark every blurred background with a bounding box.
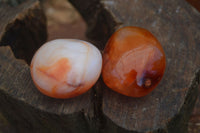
[42,0,88,41]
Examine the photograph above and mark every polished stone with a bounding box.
[102,26,166,97]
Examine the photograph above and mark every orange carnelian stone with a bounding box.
[102,26,166,97]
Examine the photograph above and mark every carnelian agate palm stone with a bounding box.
[31,39,102,99]
[102,26,166,97]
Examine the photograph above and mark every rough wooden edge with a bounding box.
[95,68,199,133]
[0,44,94,133]
[166,69,200,133]
[68,0,119,50]
[0,1,96,132]
[68,0,200,133]
[186,0,200,12]
[0,0,199,132]
[0,0,47,64]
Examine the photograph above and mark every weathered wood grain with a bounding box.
[69,0,200,132]
[0,0,200,132]
[0,1,95,132]
[0,46,95,132]
[0,0,46,64]
[183,1,200,133]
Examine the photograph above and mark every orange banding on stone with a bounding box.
[102,26,166,97]
[37,58,71,82]
[30,39,102,99]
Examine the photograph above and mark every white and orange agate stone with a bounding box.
[31,39,102,99]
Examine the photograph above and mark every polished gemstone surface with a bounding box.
[31,39,102,99]
[102,26,166,97]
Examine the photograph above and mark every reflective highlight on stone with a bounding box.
[102,26,166,97]
[31,39,102,99]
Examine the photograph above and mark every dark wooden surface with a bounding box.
[0,0,200,133]
[0,0,93,133]
[186,0,200,12]
[189,97,200,133]
[0,0,47,64]
[70,0,200,132]
[0,46,94,132]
